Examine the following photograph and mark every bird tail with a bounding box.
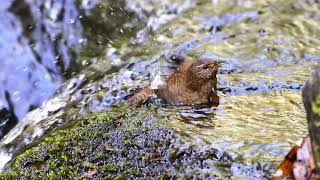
[127,86,154,104]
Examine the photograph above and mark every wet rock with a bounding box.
[0,110,235,179]
[0,106,17,139]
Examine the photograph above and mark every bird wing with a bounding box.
[151,55,191,90]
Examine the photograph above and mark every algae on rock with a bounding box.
[0,106,236,179]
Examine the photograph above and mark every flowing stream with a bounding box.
[0,0,319,178]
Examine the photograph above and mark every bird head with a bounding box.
[187,59,226,82]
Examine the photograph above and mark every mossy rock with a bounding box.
[0,107,233,179]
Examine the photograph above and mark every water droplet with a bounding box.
[70,18,75,24]
[78,38,84,44]
[13,91,19,96]
[14,96,21,103]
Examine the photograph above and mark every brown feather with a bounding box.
[127,86,154,104]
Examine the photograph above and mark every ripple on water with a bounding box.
[165,90,306,168]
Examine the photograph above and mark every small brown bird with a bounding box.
[128,55,225,106]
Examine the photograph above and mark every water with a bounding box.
[0,0,134,138]
[0,0,319,178]
[0,0,83,121]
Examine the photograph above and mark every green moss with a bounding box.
[311,94,320,115]
[0,113,117,178]
[0,107,237,179]
[115,174,127,180]
[0,170,20,179]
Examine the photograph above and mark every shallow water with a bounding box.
[125,0,317,172]
[0,0,319,178]
[154,0,317,176]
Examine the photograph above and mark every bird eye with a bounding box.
[203,65,208,69]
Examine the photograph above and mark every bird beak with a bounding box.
[215,60,228,67]
[208,60,227,69]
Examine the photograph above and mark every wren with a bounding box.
[127,55,225,106]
